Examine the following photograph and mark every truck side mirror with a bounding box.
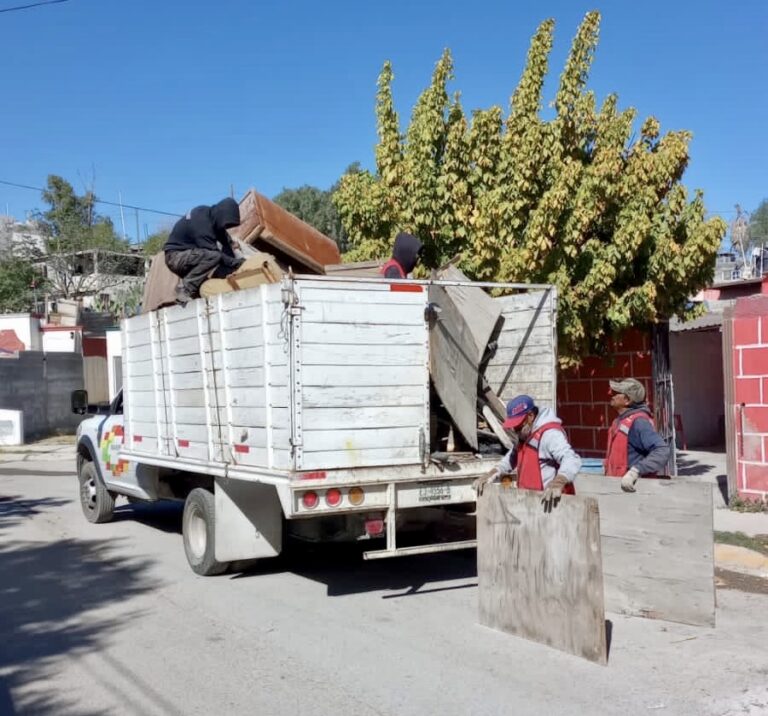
[71,389,89,415]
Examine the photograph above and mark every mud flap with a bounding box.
[214,476,283,562]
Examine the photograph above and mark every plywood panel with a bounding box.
[477,487,606,665]
[428,268,502,450]
[577,474,715,627]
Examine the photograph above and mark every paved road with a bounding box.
[1,449,768,716]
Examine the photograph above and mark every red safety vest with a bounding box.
[516,422,576,494]
[380,259,406,279]
[604,411,655,477]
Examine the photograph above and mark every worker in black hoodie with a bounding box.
[164,198,245,304]
[380,232,423,279]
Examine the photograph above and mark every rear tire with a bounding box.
[78,460,115,524]
[182,488,228,576]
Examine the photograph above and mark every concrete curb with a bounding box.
[715,543,768,578]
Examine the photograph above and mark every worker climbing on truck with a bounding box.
[473,394,582,510]
[164,197,245,304]
[380,232,423,279]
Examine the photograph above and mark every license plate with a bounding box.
[418,483,452,503]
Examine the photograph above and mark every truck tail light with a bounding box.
[348,487,365,506]
[325,488,342,507]
[302,491,318,509]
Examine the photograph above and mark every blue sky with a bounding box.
[0,0,766,240]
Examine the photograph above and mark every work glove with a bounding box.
[473,469,501,497]
[621,466,640,493]
[541,474,569,513]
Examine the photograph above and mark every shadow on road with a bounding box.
[113,501,184,535]
[676,456,716,477]
[0,496,70,532]
[0,495,158,715]
[233,541,478,598]
[676,453,729,504]
[0,468,75,478]
[112,500,478,599]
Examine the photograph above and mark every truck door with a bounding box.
[97,390,140,492]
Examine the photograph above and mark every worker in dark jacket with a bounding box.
[380,232,423,279]
[605,378,670,492]
[164,198,244,304]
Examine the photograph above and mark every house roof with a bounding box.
[670,312,723,332]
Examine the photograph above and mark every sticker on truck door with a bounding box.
[100,424,129,477]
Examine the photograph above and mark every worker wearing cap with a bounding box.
[605,378,670,493]
[474,395,582,509]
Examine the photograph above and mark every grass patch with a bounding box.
[729,494,768,513]
[714,531,768,556]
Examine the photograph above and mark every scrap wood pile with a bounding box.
[141,188,342,313]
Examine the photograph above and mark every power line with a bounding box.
[0,0,69,13]
[0,179,181,217]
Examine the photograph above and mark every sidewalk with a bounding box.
[677,448,768,535]
[0,436,75,462]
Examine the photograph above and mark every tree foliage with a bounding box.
[0,258,42,313]
[142,229,170,256]
[274,164,360,253]
[31,176,135,299]
[749,199,768,247]
[333,12,726,365]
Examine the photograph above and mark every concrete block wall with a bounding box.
[0,351,84,440]
[731,296,768,500]
[557,329,654,457]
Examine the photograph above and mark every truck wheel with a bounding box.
[182,488,228,576]
[79,460,115,524]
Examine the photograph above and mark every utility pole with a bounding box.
[118,192,127,240]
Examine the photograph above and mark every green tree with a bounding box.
[333,12,726,366]
[274,164,360,253]
[33,176,133,298]
[0,258,43,313]
[142,229,170,256]
[749,199,768,247]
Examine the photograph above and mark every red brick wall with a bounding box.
[557,329,654,457]
[731,296,768,501]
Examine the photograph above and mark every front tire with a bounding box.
[182,488,228,576]
[78,460,115,524]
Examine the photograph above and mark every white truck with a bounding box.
[72,274,557,575]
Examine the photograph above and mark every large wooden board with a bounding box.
[577,474,715,627]
[477,487,607,665]
[428,267,502,450]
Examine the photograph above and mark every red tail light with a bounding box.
[325,488,342,507]
[302,491,319,509]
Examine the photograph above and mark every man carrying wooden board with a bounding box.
[604,378,670,492]
[473,395,582,510]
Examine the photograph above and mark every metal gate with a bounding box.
[652,322,677,476]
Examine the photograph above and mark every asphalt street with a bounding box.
[1,448,767,716]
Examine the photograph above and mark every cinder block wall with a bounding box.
[0,351,84,440]
[731,296,768,500]
[557,330,654,458]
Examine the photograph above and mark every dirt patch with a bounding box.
[716,568,768,595]
[715,531,768,556]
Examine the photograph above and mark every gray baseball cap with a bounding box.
[609,378,646,404]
